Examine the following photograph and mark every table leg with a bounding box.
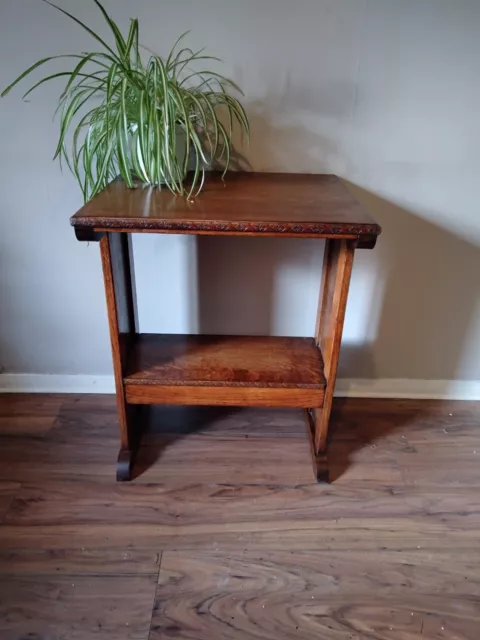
[308,239,355,481]
[100,233,140,481]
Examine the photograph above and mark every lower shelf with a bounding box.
[124,334,326,408]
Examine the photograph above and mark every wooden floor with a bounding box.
[0,395,479,639]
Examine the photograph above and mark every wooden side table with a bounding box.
[71,173,381,482]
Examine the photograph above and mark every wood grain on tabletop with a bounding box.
[71,172,382,239]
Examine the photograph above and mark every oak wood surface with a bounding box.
[3,395,479,638]
[124,334,326,407]
[313,239,355,454]
[125,334,325,388]
[125,384,324,407]
[99,234,131,448]
[71,173,381,240]
[100,233,141,480]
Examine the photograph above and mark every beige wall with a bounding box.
[1,0,479,383]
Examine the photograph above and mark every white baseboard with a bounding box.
[0,374,479,400]
[0,374,115,395]
[334,378,480,401]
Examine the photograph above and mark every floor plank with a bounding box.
[0,435,119,483]
[50,394,120,441]
[0,481,20,521]
[0,547,161,576]
[0,393,63,436]
[151,550,480,639]
[0,574,158,640]
[5,480,480,527]
[2,514,479,555]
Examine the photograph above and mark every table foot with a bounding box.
[304,409,330,483]
[116,448,135,481]
[312,451,329,483]
[116,406,149,481]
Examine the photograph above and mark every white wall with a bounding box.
[1,0,479,384]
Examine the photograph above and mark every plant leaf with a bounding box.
[2,56,66,97]
[42,0,122,62]
[165,31,191,69]
[92,0,126,57]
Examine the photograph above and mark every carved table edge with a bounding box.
[71,218,381,246]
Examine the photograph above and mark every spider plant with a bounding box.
[2,0,249,201]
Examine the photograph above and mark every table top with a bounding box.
[71,172,381,241]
